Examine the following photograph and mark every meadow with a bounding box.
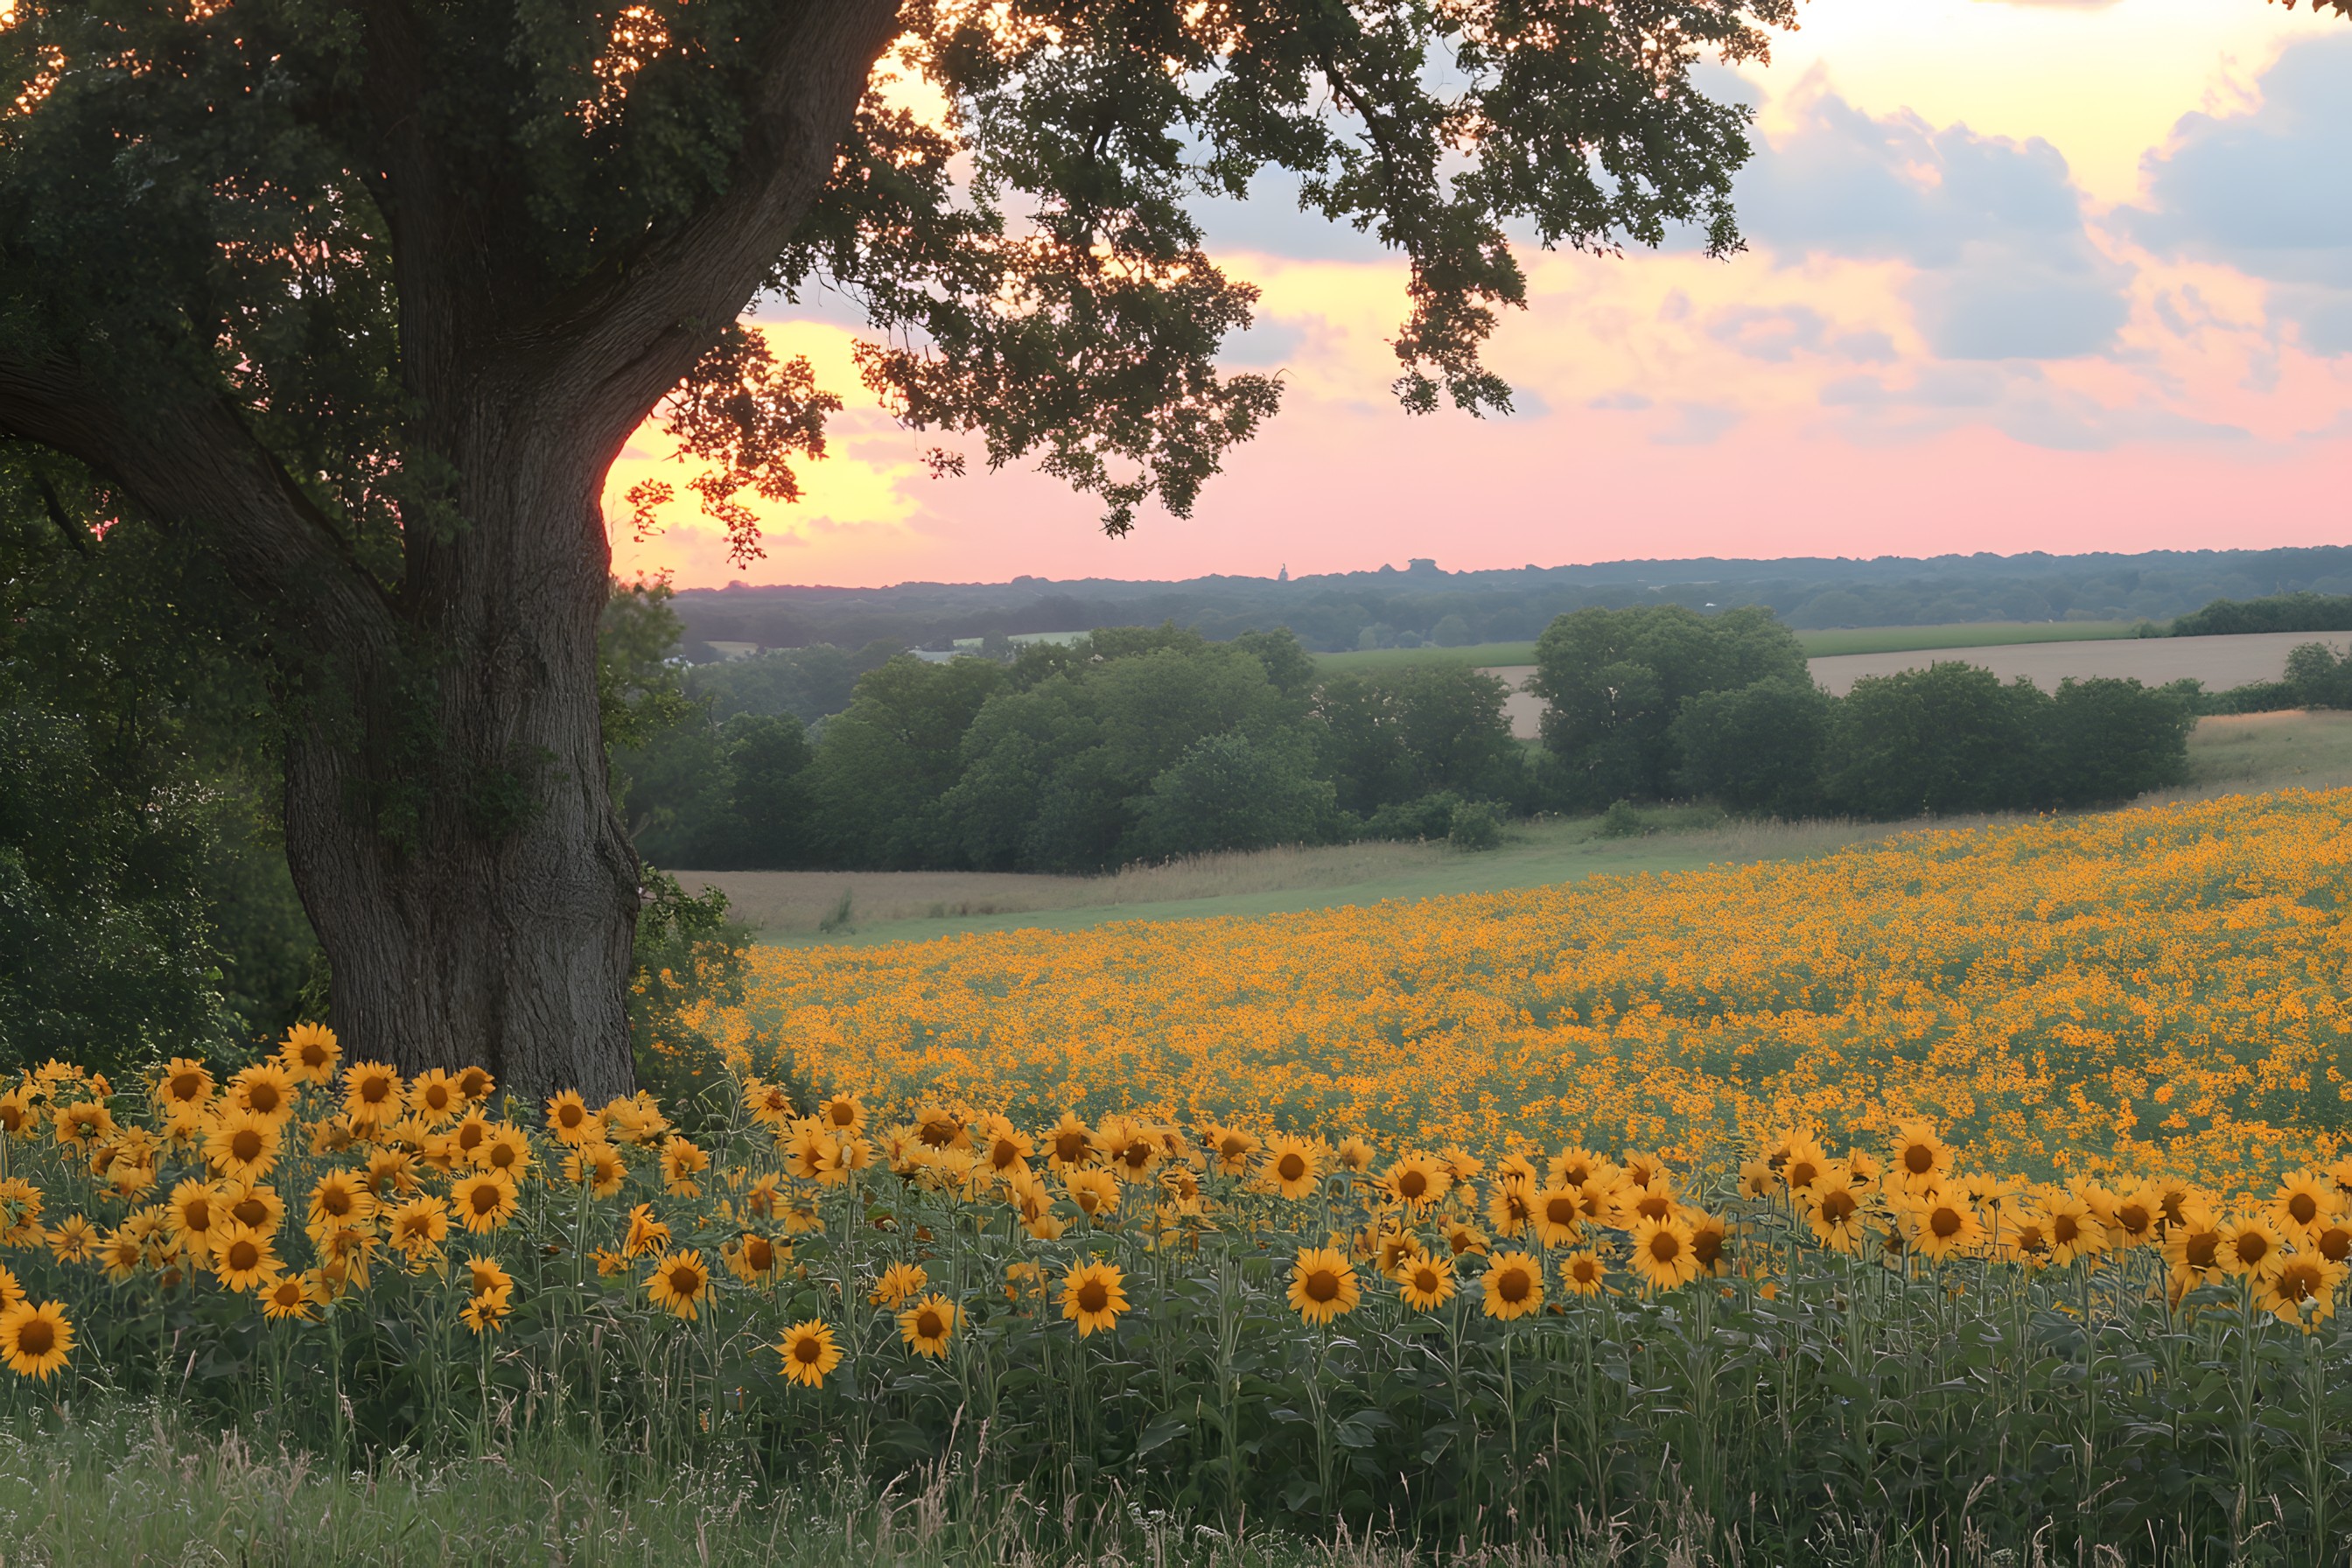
[1311,620,2139,679]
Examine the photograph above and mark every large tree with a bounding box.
[0,0,1792,1097]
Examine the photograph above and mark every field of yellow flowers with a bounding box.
[711,788,2352,1189]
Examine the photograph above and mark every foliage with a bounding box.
[10,1041,2352,1563]
[2174,593,2352,639]
[1531,606,1809,808]
[1445,802,1505,852]
[2045,676,2198,806]
[1670,676,1831,817]
[802,659,1009,871]
[1818,663,2052,818]
[1126,732,1336,865]
[716,788,2352,1180]
[628,869,752,1118]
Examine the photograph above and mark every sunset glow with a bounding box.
[609,0,2352,589]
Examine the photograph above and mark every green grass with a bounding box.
[1309,623,2146,676]
[1795,620,2142,655]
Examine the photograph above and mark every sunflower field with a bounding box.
[4,1022,2352,1565]
[710,788,2352,1188]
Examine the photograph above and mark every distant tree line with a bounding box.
[671,545,2352,657]
[2171,592,2352,639]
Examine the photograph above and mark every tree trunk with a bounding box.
[282,424,640,1105]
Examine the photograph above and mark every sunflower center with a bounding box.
[1399,1172,1427,1199]
[248,1084,281,1115]
[794,1337,822,1364]
[1306,1269,1340,1303]
[2236,1235,2270,1266]
[1546,1197,1575,1226]
[471,1186,500,1214]
[991,1140,1018,1169]
[233,1199,265,1228]
[2187,1235,2220,1268]
[1278,1154,1306,1182]
[1787,1161,1817,1188]
[1904,1145,1935,1175]
[302,1046,328,1068]
[2118,1204,2150,1234]
[917,1310,944,1338]
[1055,1135,1087,1162]
[1413,1267,1439,1292]
[170,1073,202,1101]
[2279,1265,2320,1301]
[232,1130,263,1161]
[323,1189,351,1215]
[1823,1192,1857,1222]
[2292,1194,2318,1225]
[1648,1233,1682,1263]
[228,1241,259,1270]
[747,1239,773,1269]
[669,1266,699,1294]
[1077,1281,1109,1313]
[1123,1145,1150,1171]
[426,1087,450,1110]
[1221,1136,1248,1158]
[1498,1269,1530,1303]
[1574,1261,1598,1282]
[361,1079,389,1103]
[2321,1230,2351,1263]
[558,1105,584,1129]
[17,1320,52,1355]
[1931,1207,1964,1239]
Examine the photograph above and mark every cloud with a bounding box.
[1736,83,2131,361]
[1818,362,2248,452]
[2128,34,2352,353]
[1704,304,1900,364]
[1650,403,1740,445]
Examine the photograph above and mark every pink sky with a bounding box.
[608,0,2352,590]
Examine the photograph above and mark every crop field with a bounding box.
[710,788,2352,1185]
[1810,627,2332,697]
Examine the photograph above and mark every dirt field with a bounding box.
[1481,631,2338,738]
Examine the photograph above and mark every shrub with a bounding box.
[1446,801,1503,851]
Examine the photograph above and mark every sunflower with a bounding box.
[1620,1180,1677,1228]
[2152,1181,2200,1230]
[0,1090,32,1141]
[2004,1210,2054,1270]
[1191,1124,1251,1178]
[2043,1193,2108,1267]
[52,1100,115,1148]
[1099,1117,1161,1182]
[977,1118,1033,1179]
[443,1116,491,1167]
[1738,1160,1778,1200]
[1443,1219,1489,1258]
[813,1130,873,1186]
[1064,1168,1120,1221]
[2272,1170,2336,1237]
[1375,1228,1426,1279]
[341,1061,404,1124]
[156,1057,215,1115]
[1887,1122,1954,1191]
[566,1141,628,1199]
[1687,1212,1731,1277]
[739,1076,796,1130]
[318,1223,381,1291]
[0,1267,21,1312]
[210,1222,279,1293]
[621,1203,671,1259]
[870,1259,928,1307]
[2220,1217,2287,1280]
[260,1271,322,1322]
[1806,1176,1872,1254]
[462,1293,511,1334]
[898,1293,959,1358]
[466,1254,514,1302]
[213,1180,283,1242]
[1041,1111,1096,1172]
[230,1062,298,1124]
[1487,1177,1535,1240]
[0,1300,73,1381]
[306,1170,377,1237]
[723,1232,785,1284]
[1261,1136,1320,1200]
[407,1069,463,1125]
[645,1250,713,1321]
[364,1146,422,1199]
[1559,1250,1608,1297]
[475,1123,534,1177]
[545,1090,597,1145]
[202,1110,284,1183]
[777,1320,841,1387]
[1545,1146,1602,1189]
[98,1228,145,1284]
[278,1022,342,1083]
[2263,1256,2343,1328]
[1380,1153,1451,1214]
[1333,1136,1377,1174]
[1628,1216,1700,1292]
[45,1214,97,1265]
[1481,1250,1544,1320]
[1287,1246,1362,1326]
[386,1195,451,1261]
[1060,1259,1128,1338]
[165,1179,220,1259]
[1777,1134,1830,1197]
[1398,1254,1455,1312]
[2312,1219,2352,1265]
[653,1135,709,1198]
[2161,1204,2225,1297]
[2096,1185,2162,1249]
[1903,1194,1984,1262]
[451,1172,520,1235]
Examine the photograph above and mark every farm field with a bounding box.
[692,711,2352,946]
[709,785,2352,1183]
[1312,620,2142,681]
[1808,626,2333,697]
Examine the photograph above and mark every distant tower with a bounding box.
[1278,564,1289,583]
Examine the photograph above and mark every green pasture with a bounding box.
[1311,621,2145,677]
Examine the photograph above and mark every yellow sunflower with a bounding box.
[1063,1168,1120,1222]
[2043,1192,2108,1268]
[164,1179,220,1259]
[739,1076,796,1130]
[98,1228,145,1284]
[472,1125,532,1179]
[871,1260,928,1307]
[386,1195,451,1261]
[230,1062,298,1123]
[2096,1185,2162,1250]
[1887,1122,1954,1191]
[1628,1216,1700,1292]
[2263,1256,2344,1328]
[210,1222,279,1293]
[897,1293,959,1358]
[200,1110,282,1184]
[1805,1175,1872,1254]
[462,1293,511,1335]
[978,1117,1033,1179]
[2272,1170,2337,1238]
[260,1271,322,1322]
[1380,1153,1451,1214]
[621,1202,671,1258]
[341,1061,404,1124]
[1261,1136,1320,1200]
[1903,1194,1984,1262]
[1531,1186,1583,1249]
[408,1068,463,1125]
[1688,1212,1732,1277]
[660,1136,710,1197]
[51,1100,115,1149]
[1397,1254,1456,1312]
[1546,1147,1603,1189]
[2311,1219,2352,1265]
[777,1320,841,1387]
[306,1170,377,1237]
[2219,1217,2288,1281]
[1041,1111,1096,1172]
[723,1232,785,1284]
[1559,1250,1608,1297]
[1481,1250,1544,1321]
[1487,1176,1535,1240]
[277,1022,341,1084]
[0,1300,73,1381]
[45,1214,98,1265]
[451,1171,519,1235]
[466,1254,514,1302]
[1060,1258,1128,1338]
[2162,1204,2225,1297]
[1287,1246,1362,1326]
[155,1057,215,1116]
[1777,1134,1830,1197]
[566,1141,628,1199]
[645,1250,712,1321]
[1333,1136,1377,1174]
[544,1090,597,1145]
